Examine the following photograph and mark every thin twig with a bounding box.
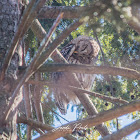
[27,80,128,104]
[32,12,63,73]
[42,102,69,123]
[94,31,106,65]
[68,86,128,104]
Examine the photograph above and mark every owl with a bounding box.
[51,36,100,114]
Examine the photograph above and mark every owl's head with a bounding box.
[67,36,100,64]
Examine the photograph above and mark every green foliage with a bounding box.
[17,124,27,140]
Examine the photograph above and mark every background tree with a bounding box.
[0,0,140,140]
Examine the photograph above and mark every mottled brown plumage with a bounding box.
[51,36,100,114]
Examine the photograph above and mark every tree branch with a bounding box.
[33,73,45,123]
[19,0,48,38]
[38,4,140,34]
[39,64,140,80]
[17,116,77,140]
[66,86,128,104]
[17,116,53,131]
[37,2,108,20]
[23,84,33,140]
[0,0,48,81]
[3,9,62,122]
[0,0,36,81]
[27,80,128,104]
[34,100,140,140]
[38,6,84,19]
[102,119,140,140]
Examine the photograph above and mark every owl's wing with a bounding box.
[53,87,69,115]
[51,72,79,115]
[60,43,76,59]
[76,73,96,90]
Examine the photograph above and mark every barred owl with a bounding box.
[51,36,100,114]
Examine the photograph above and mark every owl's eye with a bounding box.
[73,51,78,54]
